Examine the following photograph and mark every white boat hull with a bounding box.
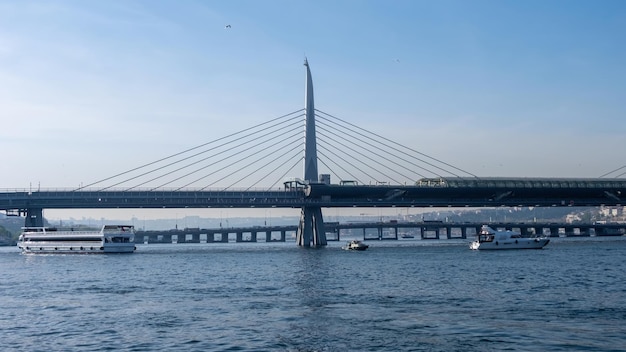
[343,245,368,251]
[469,225,550,250]
[470,238,550,250]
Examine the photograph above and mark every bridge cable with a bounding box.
[599,165,626,178]
[317,146,375,184]
[241,148,304,191]
[317,123,427,181]
[316,111,462,178]
[317,112,453,178]
[118,114,303,190]
[161,122,303,190]
[168,128,303,191]
[174,129,303,191]
[317,153,364,185]
[199,134,303,191]
[316,158,343,184]
[224,141,304,191]
[316,109,478,178]
[76,109,304,191]
[119,119,304,190]
[316,129,407,184]
[317,118,432,179]
[266,156,305,191]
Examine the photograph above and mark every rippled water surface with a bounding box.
[1,238,626,351]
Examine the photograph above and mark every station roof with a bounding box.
[415,177,626,189]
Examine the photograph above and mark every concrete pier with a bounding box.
[138,226,294,244]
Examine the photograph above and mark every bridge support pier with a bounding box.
[549,227,560,237]
[296,206,327,247]
[264,231,284,242]
[24,208,44,227]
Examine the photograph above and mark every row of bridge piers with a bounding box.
[331,222,626,240]
[135,221,626,244]
[137,228,292,244]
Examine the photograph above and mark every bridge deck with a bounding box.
[1,178,625,212]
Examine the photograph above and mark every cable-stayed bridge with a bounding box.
[2,60,626,247]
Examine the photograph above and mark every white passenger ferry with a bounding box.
[469,225,550,250]
[18,225,136,254]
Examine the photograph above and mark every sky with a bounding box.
[1,0,626,220]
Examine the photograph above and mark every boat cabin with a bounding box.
[478,226,524,243]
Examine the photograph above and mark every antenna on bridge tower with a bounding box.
[296,58,327,247]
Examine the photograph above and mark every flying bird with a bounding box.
[224,24,231,29]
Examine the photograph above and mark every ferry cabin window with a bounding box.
[105,237,130,243]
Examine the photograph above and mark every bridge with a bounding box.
[134,220,626,244]
[2,60,625,246]
[2,177,625,210]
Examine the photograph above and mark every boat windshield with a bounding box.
[478,234,494,242]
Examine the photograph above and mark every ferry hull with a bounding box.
[18,242,136,254]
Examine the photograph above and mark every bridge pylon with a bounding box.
[296,59,327,247]
[296,206,326,247]
[24,208,44,227]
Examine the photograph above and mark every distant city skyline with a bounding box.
[41,207,430,223]
[1,1,625,219]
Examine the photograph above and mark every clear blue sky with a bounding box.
[2,0,626,191]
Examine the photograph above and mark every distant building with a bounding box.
[566,214,582,224]
[319,174,331,185]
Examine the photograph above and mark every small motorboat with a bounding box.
[342,240,369,251]
[469,225,550,250]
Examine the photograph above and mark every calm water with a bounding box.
[1,237,625,351]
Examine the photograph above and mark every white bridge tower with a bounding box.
[296,59,327,247]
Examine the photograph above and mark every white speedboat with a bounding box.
[469,225,549,250]
[18,225,136,254]
[342,240,369,251]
